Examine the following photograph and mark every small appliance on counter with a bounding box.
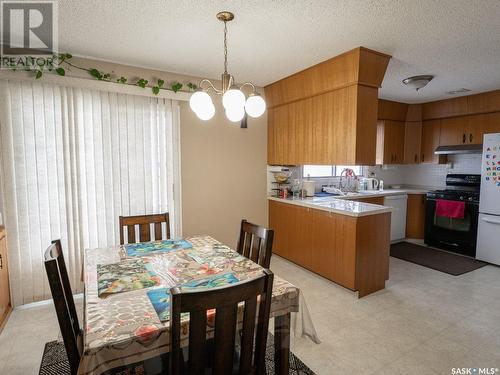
[424,174,480,257]
[360,177,379,190]
[477,133,500,265]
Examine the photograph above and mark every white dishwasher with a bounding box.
[383,195,408,242]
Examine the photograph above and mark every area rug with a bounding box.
[39,333,315,374]
[390,241,487,275]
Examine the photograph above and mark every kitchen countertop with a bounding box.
[267,187,434,217]
[268,196,393,217]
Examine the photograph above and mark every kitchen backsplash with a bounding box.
[267,154,482,194]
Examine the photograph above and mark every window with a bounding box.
[302,165,363,177]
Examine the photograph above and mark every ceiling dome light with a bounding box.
[402,75,434,91]
[190,90,212,113]
[222,87,245,110]
[245,94,266,118]
[225,106,245,122]
[195,102,215,121]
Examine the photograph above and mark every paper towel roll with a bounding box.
[303,181,315,197]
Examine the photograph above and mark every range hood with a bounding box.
[434,144,483,155]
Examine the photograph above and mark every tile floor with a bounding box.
[1,256,500,374]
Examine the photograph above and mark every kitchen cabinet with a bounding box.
[356,197,385,205]
[404,122,422,164]
[376,120,405,164]
[421,119,443,163]
[266,47,390,165]
[439,117,469,145]
[0,227,10,330]
[269,200,390,297]
[467,113,500,143]
[406,194,426,239]
[422,96,468,120]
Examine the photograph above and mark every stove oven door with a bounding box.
[424,196,479,257]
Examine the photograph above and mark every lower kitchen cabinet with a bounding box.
[406,194,426,239]
[269,200,390,297]
[356,197,385,205]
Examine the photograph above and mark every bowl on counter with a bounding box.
[271,170,292,183]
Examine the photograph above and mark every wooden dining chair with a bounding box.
[119,213,171,244]
[170,269,274,375]
[44,240,82,375]
[237,220,274,269]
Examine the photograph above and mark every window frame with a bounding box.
[302,165,363,178]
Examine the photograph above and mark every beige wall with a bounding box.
[0,56,268,248]
[179,102,268,248]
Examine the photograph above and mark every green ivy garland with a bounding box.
[10,53,198,95]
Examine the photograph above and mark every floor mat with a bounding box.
[40,333,315,374]
[390,242,487,275]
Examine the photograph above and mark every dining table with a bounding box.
[79,235,307,375]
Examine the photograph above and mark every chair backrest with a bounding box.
[44,240,82,375]
[237,220,274,269]
[170,269,274,375]
[119,213,170,244]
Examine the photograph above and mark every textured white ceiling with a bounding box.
[59,0,500,103]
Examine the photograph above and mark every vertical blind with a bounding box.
[0,80,181,306]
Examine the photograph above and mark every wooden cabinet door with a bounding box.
[421,119,441,163]
[377,120,405,164]
[268,201,312,268]
[439,117,468,146]
[404,122,422,164]
[0,231,9,323]
[394,122,406,163]
[467,113,500,144]
[311,211,356,289]
[406,194,426,239]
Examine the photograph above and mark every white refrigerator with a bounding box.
[477,133,500,265]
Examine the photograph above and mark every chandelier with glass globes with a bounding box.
[189,11,266,123]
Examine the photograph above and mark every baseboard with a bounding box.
[0,304,12,334]
[14,293,83,310]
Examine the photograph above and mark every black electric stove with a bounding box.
[425,174,481,257]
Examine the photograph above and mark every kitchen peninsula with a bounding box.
[269,196,392,297]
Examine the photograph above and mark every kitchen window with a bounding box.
[303,165,363,178]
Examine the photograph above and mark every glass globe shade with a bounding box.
[222,88,245,110]
[195,102,215,121]
[245,94,266,118]
[189,91,212,113]
[225,106,245,122]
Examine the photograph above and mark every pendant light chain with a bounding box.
[223,20,228,74]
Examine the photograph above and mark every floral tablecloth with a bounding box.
[79,236,301,375]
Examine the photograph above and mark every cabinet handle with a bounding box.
[462,133,466,143]
[469,133,473,143]
[0,254,2,270]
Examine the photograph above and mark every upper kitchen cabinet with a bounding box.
[266,47,391,165]
[376,120,405,164]
[422,96,468,120]
[376,100,422,165]
[404,121,423,164]
[439,116,470,145]
[421,119,444,163]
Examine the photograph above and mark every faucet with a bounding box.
[339,168,357,192]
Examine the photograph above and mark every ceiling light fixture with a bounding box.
[402,75,434,91]
[189,11,266,123]
[446,88,471,95]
